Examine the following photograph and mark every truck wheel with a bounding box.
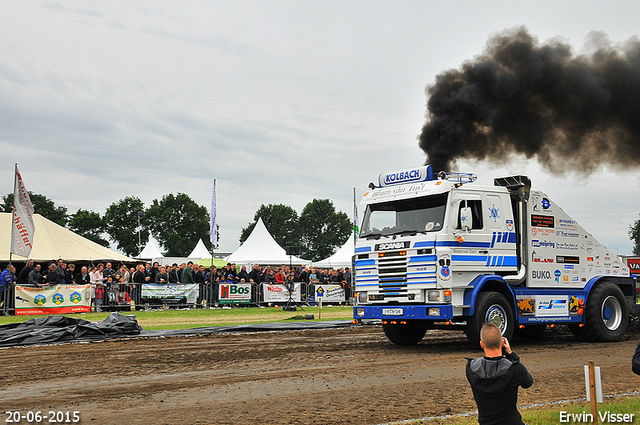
[382,321,427,345]
[465,292,515,347]
[581,282,628,342]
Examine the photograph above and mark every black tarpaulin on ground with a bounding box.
[139,320,355,338]
[0,313,355,347]
[0,312,143,347]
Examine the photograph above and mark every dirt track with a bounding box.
[1,325,639,425]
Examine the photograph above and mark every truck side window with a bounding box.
[456,200,483,230]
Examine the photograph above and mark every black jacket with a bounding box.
[633,342,640,375]
[466,352,533,425]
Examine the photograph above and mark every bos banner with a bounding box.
[315,284,345,302]
[218,283,251,304]
[14,284,91,315]
[142,284,199,303]
[262,283,301,303]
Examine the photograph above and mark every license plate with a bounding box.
[382,308,403,316]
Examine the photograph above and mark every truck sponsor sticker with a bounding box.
[531,214,554,228]
[535,295,569,316]
[556,255,580,264]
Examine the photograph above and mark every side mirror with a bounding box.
[460,207,473,231]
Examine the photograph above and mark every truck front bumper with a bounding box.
[354,304,454,320]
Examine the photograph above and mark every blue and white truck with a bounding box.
[353,165,636,345]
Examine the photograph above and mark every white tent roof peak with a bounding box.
[225,217,308,265]
[188,238,211,258]
[137,236,164,259]
[313,233,354,269]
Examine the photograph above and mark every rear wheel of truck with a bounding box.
[465,292,515,347]
[382,321,427,345]
[575,282,628,342]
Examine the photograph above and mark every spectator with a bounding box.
[44,262,63,285]
[237,265,250,283]
[155,266,168,284]
[28,264,43,286]
[119,265,130,284]
[18,260,34,284]
[75,266,90,285]
[65,263,75,285]
[181,261,195,284]
[150,262,159,283]
[274,268,285,284]
[248,264,261,284]
[103,262,116,281]
[95,283,105,312]
[168,263,180,283]
[466,323,533,425]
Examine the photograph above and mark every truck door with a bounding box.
[448,193,492,273]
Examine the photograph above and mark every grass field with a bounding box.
[0,305,354,330]
[405,396,640,424]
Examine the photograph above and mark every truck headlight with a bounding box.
[356,308,365,317]
[428,307,440,317]
[358,292,368,303]
[428,291,441,302]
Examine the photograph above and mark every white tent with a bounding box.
[313,234,354,269]
[137,237,164,259]
[225,217,308,265]
[0,213,133,262]
[188,238,211,258]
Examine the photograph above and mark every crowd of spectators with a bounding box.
[1,259,353,311]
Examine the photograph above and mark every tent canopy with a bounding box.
[0,213,133,262]
[313,234,354,269]
[188,238,211,258]
[137,237,164,259]
[225,217,308,266]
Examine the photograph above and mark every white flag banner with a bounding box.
[210,179,217,248]
[11,164,35,257]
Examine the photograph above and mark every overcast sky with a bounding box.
[1,1,639,255]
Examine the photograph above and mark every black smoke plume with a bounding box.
[419,27,640,174]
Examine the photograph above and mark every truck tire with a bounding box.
[382,321,427,345]
[465,292,515,347]
[578,282,628,342]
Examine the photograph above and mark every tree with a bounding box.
[299,199,351,262]
[2,192,68,226]
[68,209,109,247]
[103,196,148,257]
[240,204,300,248]
[146,193,210,257]
[630,214,640,255]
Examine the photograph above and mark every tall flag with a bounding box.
[210,179,217,249]
[353,187,359,243]
[11,164,36,257]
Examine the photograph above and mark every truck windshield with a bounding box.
[360,193,447,237]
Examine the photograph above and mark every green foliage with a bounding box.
[630,214,640,255]
[68,209,109,247]
[2,191,68,226]
[147,193,210,257]
[103,196,148,257]
[299,199,351,262]
[240,204,300,248]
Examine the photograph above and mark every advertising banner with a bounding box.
[142,283,199,303]
[262,283,301,303]
[218,283,252,304]
[627,258,640,275]
[314,284,345,302]
[14,284,91,315]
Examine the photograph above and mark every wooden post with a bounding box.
[588,360,598,425]
[318,297,322,320]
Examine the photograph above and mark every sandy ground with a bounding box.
[1,325,639,425]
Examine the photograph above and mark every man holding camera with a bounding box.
[466,323,533,425]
